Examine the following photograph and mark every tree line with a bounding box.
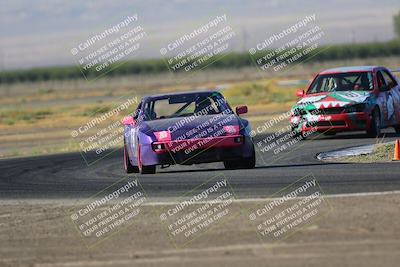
[1,40,400,84]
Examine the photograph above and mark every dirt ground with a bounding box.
[1,193,400,267]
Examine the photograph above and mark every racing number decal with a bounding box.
[343,92,359,98]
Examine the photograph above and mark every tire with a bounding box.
[223,145,256,170]
[140,165,156,174]
[241,147,256,169]
[223,160,236,170]
[137,144,156,174]
[124,143,139,173]
[394,125,400,134]
[367,108,381,137]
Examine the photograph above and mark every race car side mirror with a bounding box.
[236,105,248,115]
[296,89,305,97]
[122,116,135,126]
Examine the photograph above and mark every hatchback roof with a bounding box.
[319,66,381,74]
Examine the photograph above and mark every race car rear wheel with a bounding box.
[137,144,156,174]
[367,109,381,137]
[241,146,256,169]
[124,143,139,173]
[223,145,256,169]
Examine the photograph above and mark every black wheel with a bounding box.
[224,145,256,169]
[394,125,400,134]
[241,147,256,169]
[367,109,381,137]
[223,160,236,170]
[140,165,156,174]
[124,143,139,173]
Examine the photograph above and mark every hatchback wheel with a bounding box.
[367,109,381,137]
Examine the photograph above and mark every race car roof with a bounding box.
[142,90,220,101]
[319,66,381,74]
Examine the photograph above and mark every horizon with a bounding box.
[1,0,400,71]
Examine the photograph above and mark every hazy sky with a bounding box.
[1,0,399,70]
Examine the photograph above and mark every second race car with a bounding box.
[290,66,400,137]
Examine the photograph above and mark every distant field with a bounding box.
[1,40,400,84]
[1,56,400,158]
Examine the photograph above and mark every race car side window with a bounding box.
[382,70,398,89]
[377,71,387,91]
[133,102,142,119]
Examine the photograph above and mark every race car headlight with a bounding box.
[223,125,239,135]
[343,104,366,113]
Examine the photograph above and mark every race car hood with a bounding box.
[140,113,240,140]
[293,91,372,110]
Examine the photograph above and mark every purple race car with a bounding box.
[122,91,255,174]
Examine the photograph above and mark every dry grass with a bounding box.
[2,56,400,158]
[342,143,395,163]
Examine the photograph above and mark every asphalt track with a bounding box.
[1,131,400,201]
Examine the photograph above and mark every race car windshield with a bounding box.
[308,72,374,94]
[142,93,232,121]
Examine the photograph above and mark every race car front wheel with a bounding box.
[367,109,381,137]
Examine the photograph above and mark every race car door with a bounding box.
[376,70,392,127]
[380,70,400,126]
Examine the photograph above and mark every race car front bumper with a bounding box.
[292,112,372,133]
[140,135,254,165]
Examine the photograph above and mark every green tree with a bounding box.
[394,10,400,39]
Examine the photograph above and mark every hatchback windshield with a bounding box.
[308,72,374,94]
